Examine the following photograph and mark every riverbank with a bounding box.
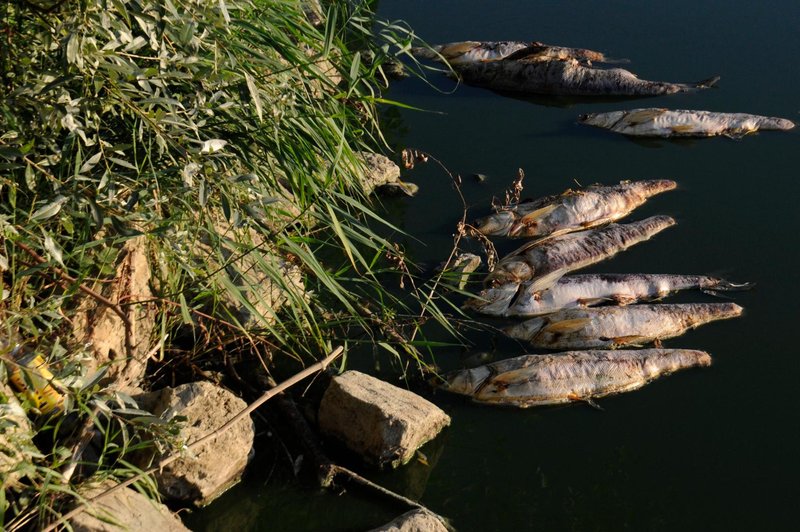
[0,1,459,529]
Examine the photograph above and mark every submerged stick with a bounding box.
[42,346,344,532]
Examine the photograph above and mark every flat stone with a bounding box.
[318,371,450,468]
[70,481,189,532]
[369,509,450,532]
[136,381,254,506]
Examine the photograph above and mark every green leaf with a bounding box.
[244,72,263,122]
[178,293,193,325]
[42,231,65,268]
[31,196,68,222]
[79,152,103,174]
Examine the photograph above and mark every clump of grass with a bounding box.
[1,0,469,528]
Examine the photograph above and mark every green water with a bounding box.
[187,1,800,530]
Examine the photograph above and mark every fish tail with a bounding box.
[702,279,755,296]
[600,56,630,64]
[694,75,721,89]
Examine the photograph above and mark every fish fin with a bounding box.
[612,294,638,306]
[503,43,549,61]
[577,297,609,307]
[701,289,733,300]
[542,318,591,334]
[566,393,604,410]
[508,204,559,236]
[526,268,568,295]
[702,280,755,298]
[695,75,721,89]
[439,41,480,59]
[625,108,667,125]
[585,397,605,411]
[725,128,758,140]
[670,124,697,134]
[609,335,652,347]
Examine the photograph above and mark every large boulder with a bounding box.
[369,509,450,532]
[136,381,254,506]
[71,236,156,393]
[70,481,189,532]
[318,371,450,468]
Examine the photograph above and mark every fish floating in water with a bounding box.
[413,39,717,97]
[439,349,711,408]
[474,179,676,238]
[504,302,743,349]
[486,215,675,286]
[579,108,795,138]
[452,57,718,97]
[467,273,752,317]
[411,40,613,66]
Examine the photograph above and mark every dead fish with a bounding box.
[453,57,719,97]
[504,302,743,349]
[439,349,711,407]
[410,40,612,66]
[468,273,752,317]
[578,108,795,138]
[486,215,675,286]
[474,179,676,238]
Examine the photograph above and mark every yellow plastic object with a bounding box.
[7,351,64,415]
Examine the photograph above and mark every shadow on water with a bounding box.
[491,89,663,109]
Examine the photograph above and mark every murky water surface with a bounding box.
[188,1,800,530]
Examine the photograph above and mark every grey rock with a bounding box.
[137,381,254,506]
[357,152,418,197]
[70,481,189,532]
[369,509,450,532]
[319,371,450,468]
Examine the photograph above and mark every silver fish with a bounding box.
[579,108,795,138]
[504,302,743,349]
[474,179,676,238]
[411,40,610,66]
[486,215,675,286]
[440,349,711,407]
[467,273,751,317]
[452,57,719,96]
